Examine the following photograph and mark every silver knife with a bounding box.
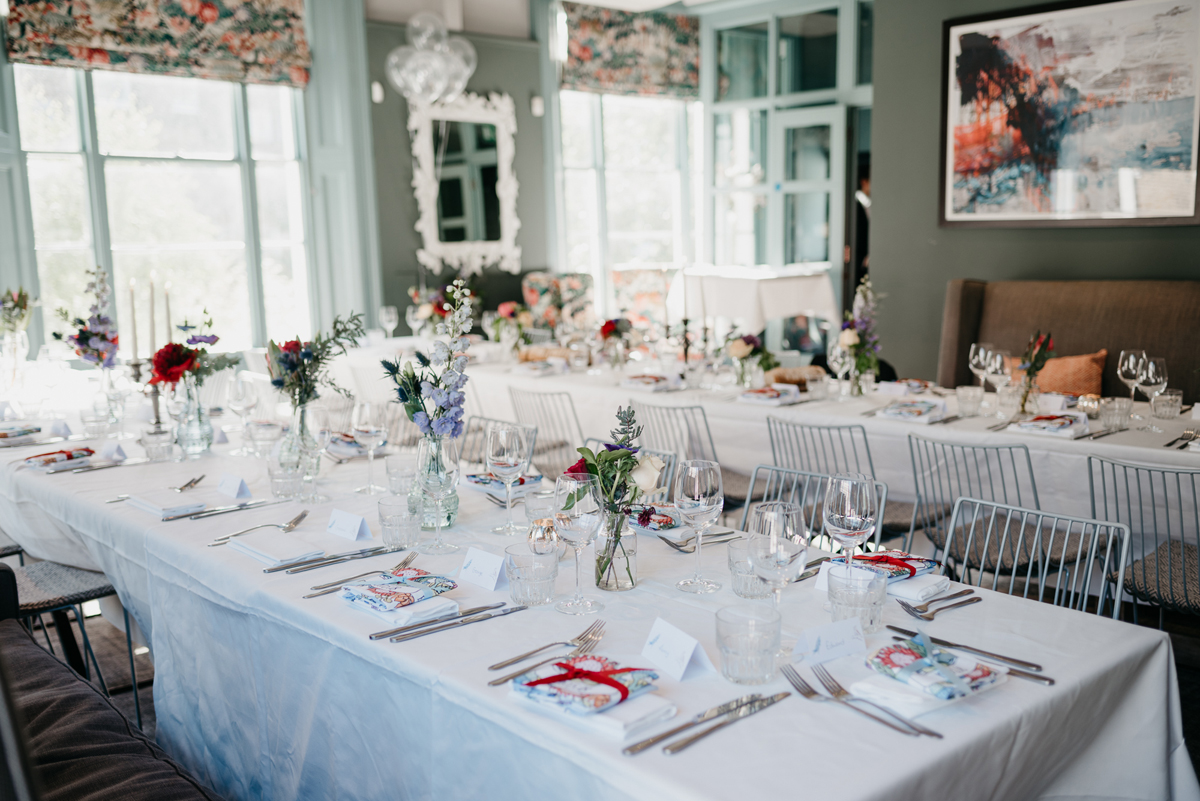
[663,693,790,755]
[886,625,1043,672]
[369,603,506,640]
[263,546,388,573]
[283,548,402,574]
[162,499,287,522]
[390,606,528,642]
[1090,428,1121,440]
[931,414,961,426]
[889,637,1054,685]
[794,556,831,582]
[623,694,762,755]
[45,461,100,474]
[71,458,149,474]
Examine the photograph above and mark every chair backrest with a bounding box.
[198,367,235,414]
[631,401,718,464]
[509,388,584,479]
[740,465,887,552]
[907,434,1039,554]
[945,497,1130,618]
[583,438,677,502]
[238,370,290,421]
[1088,455,1200,614]
[384,403,423,450]
[462,417,537,469]
[767,417,876,477]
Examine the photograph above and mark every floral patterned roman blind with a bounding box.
[561,2,698,99]
[5,0,310,88]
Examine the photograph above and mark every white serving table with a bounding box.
[0,432,1194,801]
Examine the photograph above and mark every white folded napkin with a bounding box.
[346,593,459,624]
[509,689,677,740]
[227,531,324,567]
[886,574,951,602]
[126,490,208,519]
[1190,440,1200,452]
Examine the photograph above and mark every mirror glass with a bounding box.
[433,120,500,243]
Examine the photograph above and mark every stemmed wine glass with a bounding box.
[486,422,531,536]
[1136,356,1168,433]
[415,435,462,555]
[226,378,259,457]
[822,472,877,571]
[748,502,809,611]
[968,342,993,387]
[352,400,388,495]
[826,343,851,401]
[554,473,603,615]
[298,406,333,503]
[674,460,723,593]
[986,349,1012,392]
[1118,349,1146,421]
[379,306,400,339]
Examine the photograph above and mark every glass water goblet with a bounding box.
[748,502,809,611]
[826,344,851,400]
[823,472,877,570]
[379,306,400,339]
[986,349,1012,396]
[226,378,259,457]
[386,452,418,496]
[486,422,531,536]
[352,400,388,495]
[554,474,603,615]
[1136,356,1168,433]
[415,435,462,555]
[674,460,724,593]
[968,342,993,387]
[1118,349,1146,420]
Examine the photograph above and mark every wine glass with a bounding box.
[481,310,499,341]
[748,502,809,611]
[299,406,333,503]
[823,473,876,570]
[352,400,388,495]
[405,305,425,337]
[415,435,462,555]
[968,342,993,387]
[379,306,400,339]
[674,460,723,593]
[554,474,603,615]
[985,349,1012,393]
[486,422,531,536]
[105,372,133,439]
[1136,356,1168,433]
[226,378,259,457]
[826,344,851,400]
[1118,349,1146,421]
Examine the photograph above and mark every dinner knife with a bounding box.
[793,556,831,582]
[283,548,403,574]
[930,415,961,426]
[369,603,506,640]
[662,693,790,755]
[390,605,528,642]
[623,694,762,755]
[888,637,1054,685]
[886,625,1043,672]
[1089,429,1121,440]
[263,546,388,573]
[162,499,287,522]
[70,458,149,474]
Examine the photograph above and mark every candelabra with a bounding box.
[127,359,167,433]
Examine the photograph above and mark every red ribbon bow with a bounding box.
[523,662,642,702]
[852,553,921,578]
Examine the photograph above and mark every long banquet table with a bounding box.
[0,430,1197,801]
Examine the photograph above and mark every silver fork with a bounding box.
[1166,428,1196,447]
[488,631,603,686]
[302,552,418,598]
[780,664,918,736]
[488,620,605,670]
[1177,428,1198,450]
[898,596,982,621]
[906,588,974,614]
[661,534,741,554]
[169,475,205,492]
[811,664,942,739]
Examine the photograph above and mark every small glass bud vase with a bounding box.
[1019,376,1041,415]
[595,511,637,592]
[176,374,213,457]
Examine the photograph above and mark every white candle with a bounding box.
[165,282,172,343]
[149,271,157,355]
[681,267,689,320]
[128,278,139,360]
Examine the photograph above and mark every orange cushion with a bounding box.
[1009,349,1106,396]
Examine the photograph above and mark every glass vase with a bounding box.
[606,339,626,371]
[408,434,459,529]
[735,358,752,389]
[1019,376,1041,415]
[280,404,322,488]
[176,374,213,457]
[595,511,637,592]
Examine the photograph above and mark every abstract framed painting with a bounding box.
[940,0,1200,227]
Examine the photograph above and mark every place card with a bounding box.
[1038,393,1068,412]
[98,442,126,462]
[218,473,252,499]
[813,561,878,593]
[457,547,508,591]
[49,420,72,438]
[792,618,865,665]
[214,428,229,444]
[0,401,12,420]
[641,618,714,682]
[327,509,372,542]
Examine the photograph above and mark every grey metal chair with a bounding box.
[943,497,1130,618]
[462,417,537,469]
[1088,456,1200,625]
[739,465,888,553]
[906,434,1040,571]
[767,417,915,540]
[583,438,677,502]
[509,388,584,479]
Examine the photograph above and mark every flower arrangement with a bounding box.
[0,289,37,334]
[53,266,119,367]
[1018,330,1054,412]
[267,314,366,409]
[725,333,779,387]
[383,279,473,438]
[599,317,631,341]
[149,315,239,386]
[839,276,881,387]
[408,286,449,323]
[492,300,533,343]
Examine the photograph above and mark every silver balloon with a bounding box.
[439,52,469,104]
[407,11,448,52]
[384,45,417,97]
[446,36,477,78]
[404,49,449,105]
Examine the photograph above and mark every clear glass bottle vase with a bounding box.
[595,511,637,591]
[407,434,459,529]
[176,374,214,457]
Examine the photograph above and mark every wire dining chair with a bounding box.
[583,438,677,502]
[738,465,888,553]
[943,497,1130,619]
[767,418,914,541]
[509,388,584,479]
[462,417,537,469]
[1088,456,1200,626]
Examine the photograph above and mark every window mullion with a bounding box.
[78,71,115,324]
[234,83,267,347]
[590,94,611,318]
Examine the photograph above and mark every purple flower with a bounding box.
[187,334,218,345]
[603,443,638,454]
[431,415,456,436]
[412,411,431,434]
[740,334,761,350]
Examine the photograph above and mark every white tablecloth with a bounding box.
[0,434,1194,801]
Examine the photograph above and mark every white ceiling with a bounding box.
[364,0,531,39]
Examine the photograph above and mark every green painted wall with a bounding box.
[871,0,1200,380]
[366,22,547,324]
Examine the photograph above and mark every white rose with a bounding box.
[629,453,665,495]
[838,329,860,348]
[727,339,753,359]
[415,303,434,321]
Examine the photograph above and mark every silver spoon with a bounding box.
[897,596,982,621]
[208,510,309,546]
[904,588,974,614]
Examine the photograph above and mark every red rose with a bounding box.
[280,340,302,354]
[600,320,617,338]
[149,343,198,385]
[565,458,589,476]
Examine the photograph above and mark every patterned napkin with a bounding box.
[875,400,945,424]
[465,473,542,499]
[24,448,93,469]
[1007,412,1089,439]
[340,567,457,615]
[867,633,1004,701]
[849,550,939,584]
[0,425,40,440]
[511,654,659,714]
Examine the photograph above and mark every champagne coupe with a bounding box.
[299,406,333,503]
[379,306,400,339]
[486,422,531,536]
[226,378,259,457]
[415,435,462,555]
[674,460,724,593]
[968,342,993,387]
[554,474,603,615]
[748,502,808,611]
[352,400,388,495]
[1136,356,1168,433]
[823,472,877,571]
[1118,349,1146,421]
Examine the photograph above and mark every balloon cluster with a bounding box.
[385,12,478,106]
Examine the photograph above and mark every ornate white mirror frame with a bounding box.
[407,91,522,276]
